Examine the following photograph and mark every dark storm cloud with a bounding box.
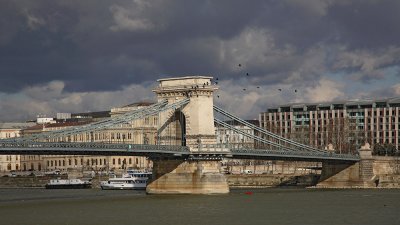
[1,0,400,121]
[2,0,400,93]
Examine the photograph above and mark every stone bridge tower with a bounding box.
[153,76,217,148]
[146,76,229,194]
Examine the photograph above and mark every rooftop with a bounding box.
[266,97,400,112]
[0,122,36,130]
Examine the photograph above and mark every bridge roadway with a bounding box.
[0,141,360,163]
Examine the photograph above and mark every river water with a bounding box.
[0,188,399,225]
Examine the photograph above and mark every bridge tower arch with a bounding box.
[147,76,229,194]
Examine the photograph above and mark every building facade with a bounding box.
[215,120,259,149]
[259,98,400,154]
[20,102,157,172]
[0,122,36,172]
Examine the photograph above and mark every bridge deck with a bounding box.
[0,141,360,162]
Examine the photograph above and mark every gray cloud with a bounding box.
[1,0,400,120]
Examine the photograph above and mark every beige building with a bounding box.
[21,102,157,172]
[0,122,36,172]
[215,120,259,148]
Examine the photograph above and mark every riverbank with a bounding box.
[1,173,399,189]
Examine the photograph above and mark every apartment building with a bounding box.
[259,98,400,153]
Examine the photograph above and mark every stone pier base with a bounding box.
[146,159,229,194]
[317,161,375,188]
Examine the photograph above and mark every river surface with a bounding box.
[0,188,399,225]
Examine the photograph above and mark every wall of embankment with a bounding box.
[373,156,400,188]
[0,174,319,189]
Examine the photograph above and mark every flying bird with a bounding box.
[246,73,249,76]
[238,64,242,67]
[257,86,260,89]
[243,88,246,91]
[278,89,282,91]
[217,95,220,98]
[294,89,297,93]
[216,78,219,80]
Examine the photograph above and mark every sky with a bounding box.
[1,0,400,122]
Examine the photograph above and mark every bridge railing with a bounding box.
[0,141,190,153]
[230,148,360,161]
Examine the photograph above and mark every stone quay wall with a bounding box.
[373,156,400,188]
[227,174,319,188]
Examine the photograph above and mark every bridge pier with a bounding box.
[148,76,229,194]
[146,159,229,194]
[317,143,375,188]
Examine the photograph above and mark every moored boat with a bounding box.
[100,170,152,190]
[45,178,92,189]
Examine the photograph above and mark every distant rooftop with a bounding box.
[265,97,400,113]
[121,102,154,108]
[71,111,110,119]
[0,122,36,129]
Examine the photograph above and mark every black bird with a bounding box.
[278,89,282,91]
[294,89,297,93]
[215,82,218,85]
[257,86,260,89]
[246,73,249,76]
[243,88,246,91]
[238,64,242,67]
[217,95,220,98]
[216,78,219,80]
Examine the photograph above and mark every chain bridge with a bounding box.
[0,76,364,194]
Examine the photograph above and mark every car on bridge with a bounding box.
[242,169,253,174]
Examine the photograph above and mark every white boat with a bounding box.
[100,170,152,190]
[45,178,91,189]
[126,169,152,179]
